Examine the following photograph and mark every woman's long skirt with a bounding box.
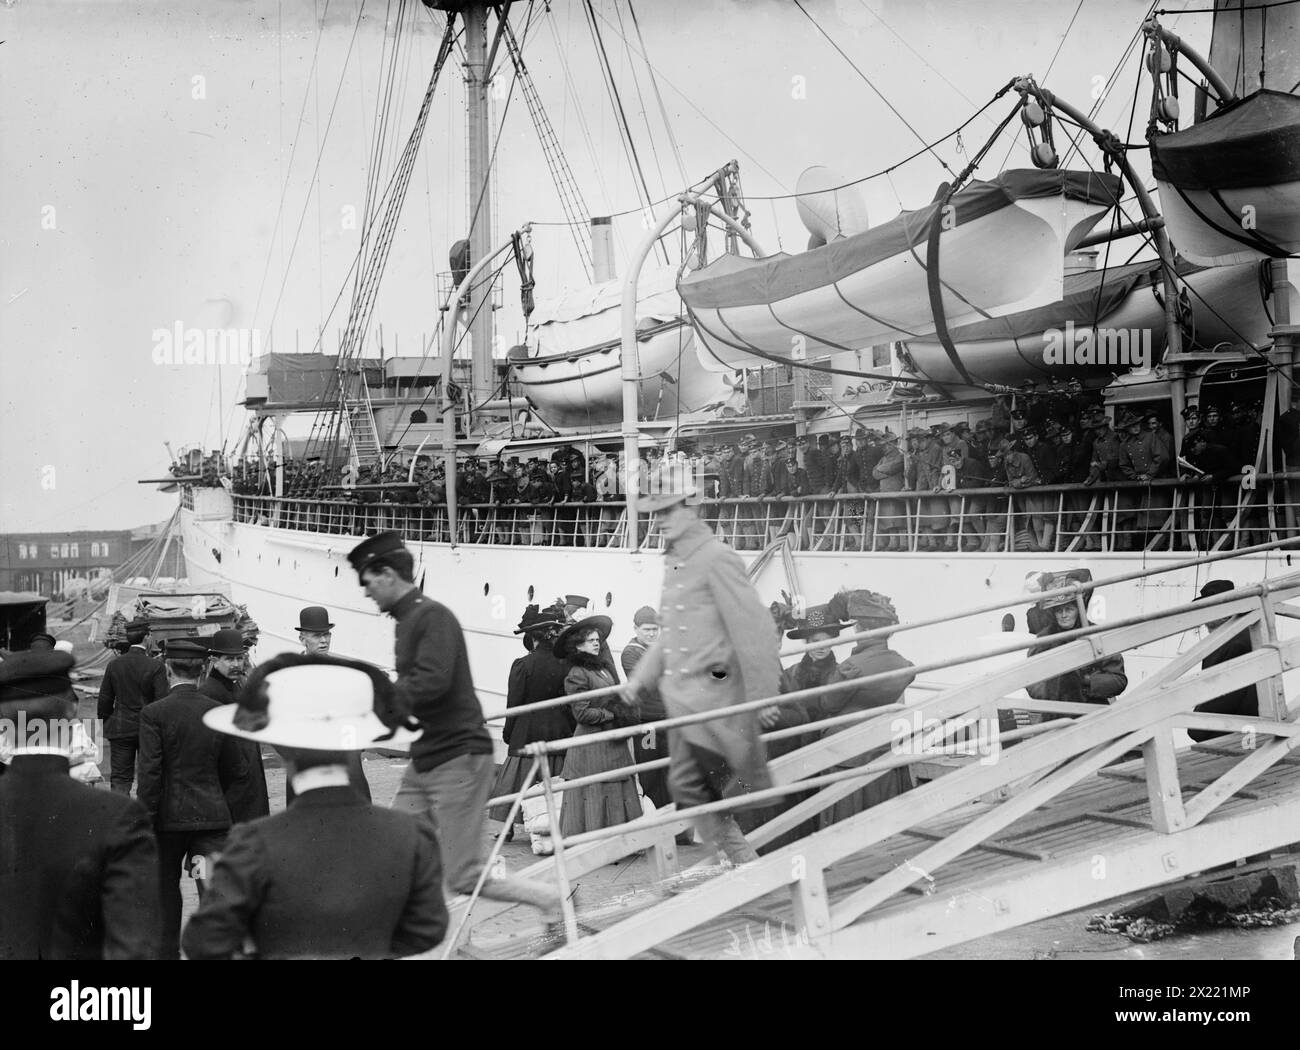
[487,751,565,824]
[559,726,643,837]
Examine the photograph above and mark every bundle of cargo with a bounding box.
[99,583,258,652]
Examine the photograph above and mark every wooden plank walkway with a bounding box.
[460,747,1300,960]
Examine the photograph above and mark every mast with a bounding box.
[463,2,497,428]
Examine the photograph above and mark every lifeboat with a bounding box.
[677,169,1123,372]
[899,258,1275,387]
[510,267,730,428]
[1150,89,1300,267]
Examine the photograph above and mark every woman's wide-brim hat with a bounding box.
[203,653,421,751]
[787,602,854,640]
[554,615,613,660]
[827,588,898,626]
[1035,568,1095,610]
[514,603,565,635]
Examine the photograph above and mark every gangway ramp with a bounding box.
[443,556,1300,960]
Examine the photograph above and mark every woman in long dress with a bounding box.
[818,590,916,829]
[488,603,574,837]
[555,616,644,837]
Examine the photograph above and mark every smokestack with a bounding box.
[591,217,616,284]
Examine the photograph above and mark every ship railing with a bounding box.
[438,552,1300,958]
[228,471,1300,554]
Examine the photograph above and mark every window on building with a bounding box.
[69,543,79,559]
[102,543,111,560]
[17,545,25,560]
[51,545,60,559]
[60,544,70,559]
[89,542,98,558]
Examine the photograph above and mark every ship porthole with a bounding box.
[484,583,490,596]
[527,585,534,601]
[604,592,612,608]
[334,567,339,578]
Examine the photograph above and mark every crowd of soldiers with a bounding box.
[222,375,1268,552]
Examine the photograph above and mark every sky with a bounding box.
[0,0,1215,531]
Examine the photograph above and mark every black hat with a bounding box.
[1180,405,1201,418]
[0,650,77,719]
[564,594,590,610]
[347,531,407,578]
[162,637,209,659]
[787,603,854,640]
[554,616,613,660]
[1010,409,1026,421]
[513,603,565,636]
[297,606,334,632]
[207,628,248,656]
[1196,579,1236,601]
[29,633,56,649]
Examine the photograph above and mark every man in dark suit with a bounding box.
[97,619,167,794]
[183,654,446,959]
[0,649,161,959]
[138,637,252,959]
[200,628,270,822]
[1189,579,1257,742]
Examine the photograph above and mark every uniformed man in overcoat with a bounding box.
[0,649,162,959]
[625,464,779,867]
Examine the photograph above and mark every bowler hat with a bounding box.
[297,606,334,632]
[347,531,407,578]
[205,653,420,751]
[207,628,248,656]
[554,616,613,660]
[633,606,659,627]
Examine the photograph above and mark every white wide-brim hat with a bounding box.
[204,661,420,751]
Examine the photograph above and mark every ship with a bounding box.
[163,0,1300,724]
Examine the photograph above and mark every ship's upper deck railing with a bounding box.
[229,469,1300,555]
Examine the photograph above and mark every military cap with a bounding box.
[1143,407,1162,421]
[564,595,590,610]
[1180,404,1201,418]
[817,434,832,446]
[207,628,248,656]
[838,433,853,444]
[1018,379,1038,390]
[1021,425,1041,438]
[1043,420,1064,437]
[1204,405,1222,417]
[162,637,209,659]
[773,440,790,453]
[795,434,811,445]
[0,649,77,717]
[932,422,952,435]
[1118,411,1143,429]
[853,430,869,443]
[953,422,972,434]
[1009,409,1027,421]
[739,435,758,449]
[975,419,991,431]
[347,531,407,577]
[944,447,962,460]
[879,429,900,443]
[633,606,659,627]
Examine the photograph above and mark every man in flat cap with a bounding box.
[183,655,445,959]
[97,618,169,795]
[348,532,562,920]
[625,468,779,867]
[0,649,162,959]
[138,637,255,958]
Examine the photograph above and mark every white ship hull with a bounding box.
[179,499,1300,717]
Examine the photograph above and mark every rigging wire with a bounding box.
[626,0,690,189]
[612,0,670,200]
[791,0,955,177]
[580,0,669,264]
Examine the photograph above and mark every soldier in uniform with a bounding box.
[871,431,907,551]
[1003,436,1042,551]
[1082,409,1124,547]
[1022,426,1061,552]
[914,427,950,551]
[1,650,161,959]
[626,468,779,868]
[1052,420,1094,549]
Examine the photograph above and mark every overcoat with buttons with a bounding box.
[629,518,777,803]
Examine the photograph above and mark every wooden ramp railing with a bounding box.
[518,573,1300,959]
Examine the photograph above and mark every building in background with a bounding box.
[0,524,184,597]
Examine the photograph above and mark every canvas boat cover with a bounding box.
[938,259,1163,343]
[528,266,684,357]
[1151,90,1300,191]
[677,169,1122,310]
